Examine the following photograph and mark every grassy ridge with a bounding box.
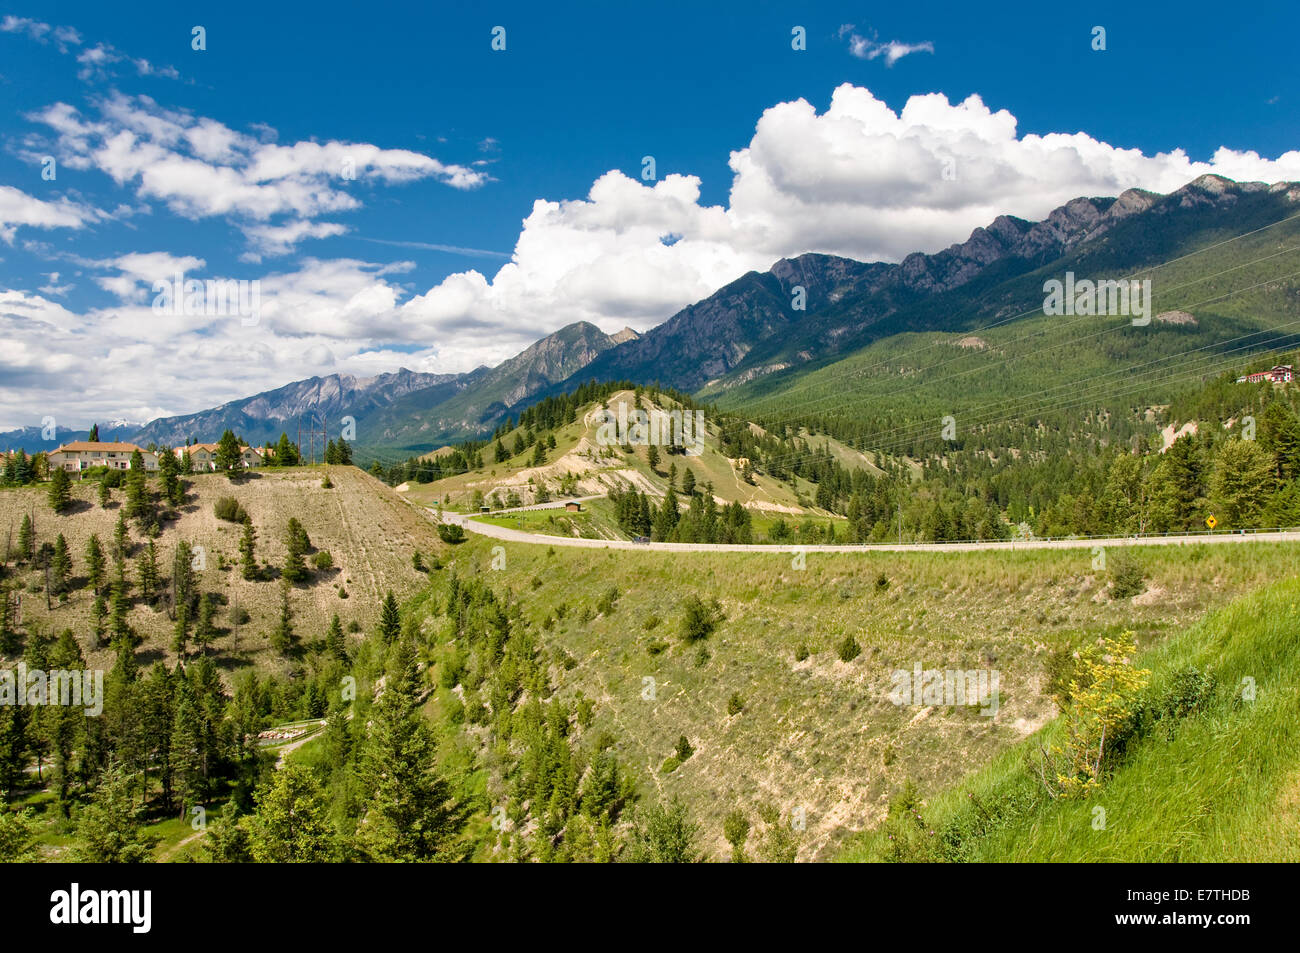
[838,573,1300,862]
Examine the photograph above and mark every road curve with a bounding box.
[429,499,1300,554]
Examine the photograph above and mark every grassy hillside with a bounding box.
[399,389,833,521]
[838,573,1300,862]
[0,466,441,677]
[420,532,1299,859]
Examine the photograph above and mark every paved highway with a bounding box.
[430,499,1300,554]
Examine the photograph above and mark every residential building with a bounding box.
[48,442,158,473]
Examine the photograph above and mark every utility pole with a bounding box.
[898,499,902,545]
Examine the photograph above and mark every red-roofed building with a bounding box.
[1236,364,1293,384]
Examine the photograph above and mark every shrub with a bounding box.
[679,595,724,643]
[1109,556,1147,599]
[312,550,334,571]
[795,643,810,662]
[436,523,465,544]
[837,634,862,662]
[727,692,745,716]
[1044,630,1150,798]
[596,586,620,615]
[214,496,248,523]
[723,809,751,863]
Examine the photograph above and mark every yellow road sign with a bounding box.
[1206,515,1217,529]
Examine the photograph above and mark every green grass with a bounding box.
[838,572,1300,862]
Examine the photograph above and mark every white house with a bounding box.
[48,441,158,473]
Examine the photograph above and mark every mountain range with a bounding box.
[10,173,1300,458]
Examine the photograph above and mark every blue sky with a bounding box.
[1,0,1298,430]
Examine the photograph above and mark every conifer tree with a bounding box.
[377,591,401,644]
[17,513,34,563]
[113,511,129,562]
[138,541,159,606]
[72,765,159,862]
[215,429,243,477]
[48,466,72,514]
[357,638,458,861]
[325,613,347,661]
[271,579,296,655]
[239,516,258,580]
[193,592,216,654]
[50,534,71,599]
[246,762,336,862]
[85,534,106,597]
[282,518,308,584]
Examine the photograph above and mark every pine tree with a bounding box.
[172,603,190,657]
[377,591,401,644]
[246,762,336,862]
[236,517,258,581]
[0,694,30,798]
[138,540,159,606]
[647,443,660,472]
[46,629,86,813]
[113,511,129,562]
[48,466,72,514]
[271,579,296,655]
[17,514,34,563]
[1210,438,1274,528]
[357,639,458,861]
[158,447,183,506]
[124,450,148,523]
[681,468,696,497]
[141,664,175,810]
[274,432,300,467]
[97,479,111,508]
[1260,401,1300,484]
[72,765,159,862]
[193,592,216,654]
[282,519,308,583]
[325,613,346,660]
[87,423,99,442]
[215,429,243,476]
[170,675,207,817]
[50,534,71,600]
[85,534,106,596]
[91,594,107,647]
[172,541,196,622]
[109,565,133,647]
